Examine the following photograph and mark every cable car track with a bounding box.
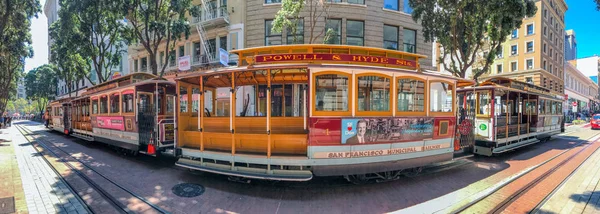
[452,133,600,214]
[15,124,169,214]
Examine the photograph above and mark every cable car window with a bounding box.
[236,85,258,117]
[430,81,453,113]
[180,86,188,113]
[110,94,120,114]
[92,100,98,114]
[525,100,536,115]
[494,90,507,116]
[357,75,390,111]
[122,94,134,113]
[539,99,545,114]
[192,87,200,113]
[397,78,425,112]
[167,95,175,114]
[477,91,491,116]
[204,89,214,116]
[138,93,152,111]
[215,87,231,117]
[100,96,108,114]
[315,74,349,111]
[546,100,552,114]
[551,101,557,114]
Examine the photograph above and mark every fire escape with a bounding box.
[194,0,230,65]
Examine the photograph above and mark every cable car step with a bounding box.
[176,158,313,182]
[493,138,540,154]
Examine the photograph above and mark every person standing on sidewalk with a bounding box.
[43,110,49,127]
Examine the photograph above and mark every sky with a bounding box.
[565,0,600,59]
[22,0,600,73]
[24,0,48,73]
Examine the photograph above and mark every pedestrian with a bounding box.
[44,110,50,127]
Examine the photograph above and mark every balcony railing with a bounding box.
[191,7,229,25]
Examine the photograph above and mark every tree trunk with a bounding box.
[150,54,158,75]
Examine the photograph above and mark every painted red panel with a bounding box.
[433,117,455,139]
[308,118,341,146]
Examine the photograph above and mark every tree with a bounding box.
[122,0,200,77]
[596,0,600,10]
[50,6,91,97]
[0,0,40,115]
[272,0,332,44]
[25,64,57,113]
[60,0,127,84]
[409,0,536,81]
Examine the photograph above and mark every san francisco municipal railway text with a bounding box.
[316,144,448,159]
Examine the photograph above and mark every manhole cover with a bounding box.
[172,183,205,197]
[0,197,15,214]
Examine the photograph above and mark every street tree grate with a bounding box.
[172,183,205,198]
[0,197,15,214]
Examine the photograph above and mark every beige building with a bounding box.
[128,0,436,73]
[128,0,246,75]
[480,0,567,96]
[564,61,599,118]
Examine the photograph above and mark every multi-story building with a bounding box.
[576,55,600,82]
[16,78,26,100]
[128,0,244,76]
[480,0,567,96]
[564,60,599,120]
[564,29,577,61]
[45,0,129,99]
[128,0,436,75]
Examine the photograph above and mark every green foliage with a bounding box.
[6,98,29,114]
[0,0,40,114]
[122,0,200,77]
[25,64,57,113]
[59,0,128,84]
[596,0,600,11]
[272,0,330,44]
[50,5,91,97]
[409,0,536,81]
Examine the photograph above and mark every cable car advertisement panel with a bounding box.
[340,118,434,144]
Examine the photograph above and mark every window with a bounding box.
[511,61,517,71]
[141,57,147,71]
[192,42,202,64]
[383,25,399,50]
[430,82,453,113]
[207,38,216,59]
[526,41,534,53]
[511,45,517,55]
[527,24,534,35]
[192,88,200,113]
[550,64,553,74]
[544,9,547,18]
[550,32,553,40]
[315,74,349,112]
[497,64,503,74]
[543,43,547,53]
[403,28,417,53]
[179,46,185,57]
[180,86,188,113]
[526,59,533,70]
[122,93,133,113]
[219,36,227,51]
[526,77,533,84]
[403,0,413,13]
[543,26,547,36]
[347,20,364,46]
[110,93,120,113]
[167,95,175,114]
[134,59,138,72]
[100,96,108,114]
[538,99,545,115]
[384,0,399,11]
[511,29,518,38]
[497,46,503,58]
[324,19,342,44]
[92,99,98,114]
[477,92,491,115]
[265,20,281,46]
[169,50,176,66]
[543,60,547,69]
[159,51,165,68]
[286,19,304,44]
[357,76,390,112]
[265,0,281,3]
[348,0,364,4]
[397,78,425,112]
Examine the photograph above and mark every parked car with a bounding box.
[591,114,600,129]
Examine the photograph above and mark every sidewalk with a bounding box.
[0,123,88,214]
[0,127,27,213]
[536,137,600,213]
